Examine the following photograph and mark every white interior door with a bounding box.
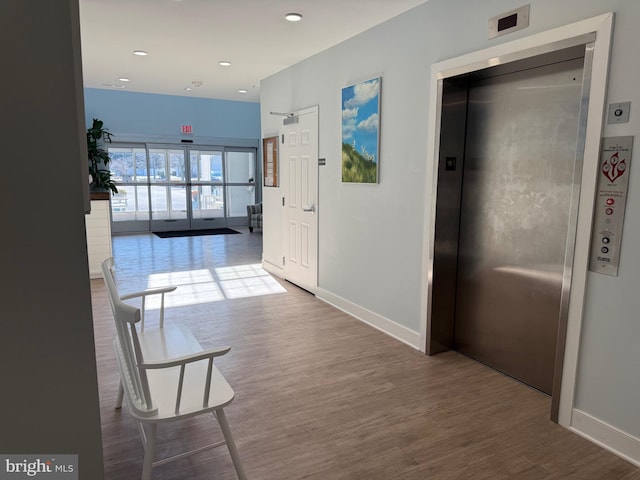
[281,107,318,292]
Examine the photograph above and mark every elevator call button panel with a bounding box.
[608,102,631,124]
[589,136,634,276]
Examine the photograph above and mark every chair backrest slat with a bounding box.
[102,258,154,413]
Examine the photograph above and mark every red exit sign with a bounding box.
[180,125,193,134]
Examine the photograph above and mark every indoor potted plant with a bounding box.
[87,118,118,194]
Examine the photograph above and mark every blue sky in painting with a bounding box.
[342,77,380,163]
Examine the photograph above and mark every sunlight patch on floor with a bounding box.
[147,269,215,288]
[143,263,286,309]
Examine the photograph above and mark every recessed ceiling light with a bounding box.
[118,77,130,82]
[284,12,303,22]
[218,61,232,67]
[184,87,192,91]
[238,89,248,94]
[133,50,148,56]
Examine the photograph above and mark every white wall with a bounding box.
[573,1,640,437]
[0,0,104,476]
[260,0,640,464]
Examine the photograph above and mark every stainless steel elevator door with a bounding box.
[453,58,585,394]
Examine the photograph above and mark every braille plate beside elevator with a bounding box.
[589,136,634,276]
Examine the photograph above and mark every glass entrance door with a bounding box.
[109,143,257,233]
[190,149,226,230]
[149,146,189,231]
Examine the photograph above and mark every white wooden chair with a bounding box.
[102,257,247,480]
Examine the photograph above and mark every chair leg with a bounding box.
[141,423,157,480]
[115,381,124,409]
[215,410,247,480]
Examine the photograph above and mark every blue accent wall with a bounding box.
[84,88,260,142]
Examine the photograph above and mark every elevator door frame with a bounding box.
[422,14,614,427]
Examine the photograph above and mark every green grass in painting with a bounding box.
[342,143,377,183]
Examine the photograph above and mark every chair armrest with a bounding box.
[141,345,231,370]
[120,286,178,301]
[120,286,178,329]
[140,345,231,413]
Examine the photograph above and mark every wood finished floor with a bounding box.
[92,229,640,480]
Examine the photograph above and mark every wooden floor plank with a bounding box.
[91,230,640,479]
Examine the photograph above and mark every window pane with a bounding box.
[149,149,186,182]
[150,185,187,220]
[109,148,131,183]
[227,185,255,217]
[111,186,150,221]
[169,150,186,182]
[109,147,147,183]
[134,150,147,182]
[191,185,224,219]
[149,150,166,182]
[225,151,255,183]
[190,150,223,182]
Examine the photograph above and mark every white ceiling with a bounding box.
[79,0,429,103]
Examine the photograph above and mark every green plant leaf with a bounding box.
[87,118,116,193]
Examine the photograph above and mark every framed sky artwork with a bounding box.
[341,77,380,183]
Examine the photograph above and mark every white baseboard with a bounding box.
[571,409,640,468]
[316,288,421,350]
[262,259,284,279]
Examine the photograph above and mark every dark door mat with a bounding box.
[153,228,241,238]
